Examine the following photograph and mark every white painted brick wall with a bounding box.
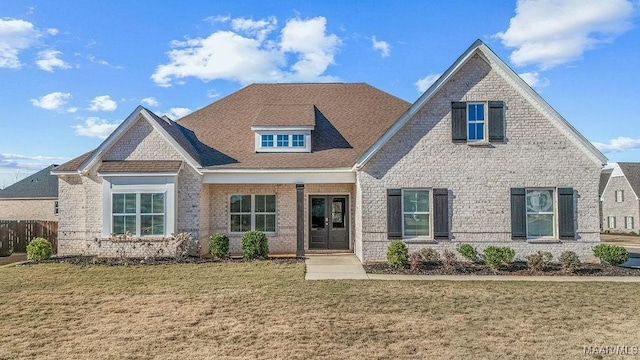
[355,54,602,263]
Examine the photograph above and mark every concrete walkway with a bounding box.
[304,254,640,282]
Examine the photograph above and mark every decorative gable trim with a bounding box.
[354,39,607,170]
[77,106,202,175]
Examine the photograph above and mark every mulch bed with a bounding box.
[19,256,304,267]
[364,261,640,276]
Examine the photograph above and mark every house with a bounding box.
[599,168,612,231]
[0,165,59,221]
[52,40,607,261]
[601,163,640,234]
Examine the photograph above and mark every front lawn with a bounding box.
[0,260,637,359]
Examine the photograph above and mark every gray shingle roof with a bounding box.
[97,160,183,173]
[599,168,612,196]
[0,165,58,199]
[618,162,640,198]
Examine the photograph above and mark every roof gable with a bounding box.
[617,162,640,200]
[0,165,58,199]
[53,106,202,174]
[355,39,607,169]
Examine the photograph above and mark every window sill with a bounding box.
[403,238,437,244]
[467,141,494,147]
[526,239,562,244]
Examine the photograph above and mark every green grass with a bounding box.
[0,261,638,359]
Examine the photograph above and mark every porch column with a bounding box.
[296,183,305,257]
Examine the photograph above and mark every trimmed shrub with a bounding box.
[420,247,440,264]
[483,246,515,270]
[26,237,53,261]
[442,249,456,270]
[526,251,552,272]
[457,244,479,263]
[386,240,408,269]
[559,251,581,273]
[409,252,422,272]
[209,233,230,259]
[241,231,269,260]
[593,244,629,266]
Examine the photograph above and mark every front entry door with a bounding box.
[309,196,349,249]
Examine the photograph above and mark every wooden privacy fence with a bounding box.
[0,220,58,254]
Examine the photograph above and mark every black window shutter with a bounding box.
[511,188,526,240]
[433,188,449,239]
[451,102,467,141]
[387,189,402,239]
[488,101,505,142]
[558,188,575,239]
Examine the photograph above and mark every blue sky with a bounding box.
[1,0,639,187]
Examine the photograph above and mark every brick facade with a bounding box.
[57,118,203,257]
[355,54,601,263]
[601,176,640,234]
[0,199,57,221]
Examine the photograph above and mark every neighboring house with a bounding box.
[0,165,59,221]
[599,168,612,231]
[52,40,606,261]
[601,163,640,234]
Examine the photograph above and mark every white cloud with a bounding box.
[151,16,341,87]
[207,89,220,98]
[36,50,70,72]
[371,36,390,57]
[204,15,231,24]
[164,107,192,119]
[0,18,41,68]
[72,117,120,139]
[67,107,78,113]
[518,71,549,88]
[87,95,117,111]
[46,28,59,36]
[141,97,159,107]
[414,73,442,92]
[86,55,123,69]
[30,91,71,110]
[495,0,635,69]
[593,137,640,153]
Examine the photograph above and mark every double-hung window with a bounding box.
[608,216,616,229]
[525,189,555,238]
[615,190,624,202]
[467,103,486,142]
[402,190,430,237]
[112,193,165,236]
[625,216,634,229]
[230,194,276,233]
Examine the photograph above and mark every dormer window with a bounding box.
[261,135,274,147]
[252,104,315,153]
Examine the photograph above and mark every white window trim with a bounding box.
[254,130,311,153]
[401,188,432,239]
[608,216,616,229]
[525,188,557,240]
[102,176,176,238]
[467,102,488,143]
[111,192,166,237]
[228,194,277,234]
[616,190,624,203]
[54,200,59,216]
[625,216,633,230]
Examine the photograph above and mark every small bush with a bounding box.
[420,247,441,264]
[559,251,581,273]
[241,231,269,260]
[526,251,553,272]
[387,240,408,269]
[593,244,629,266]
[26,237,53,261]
[442,249,456,270]
[409,252,422,271]
[209,233,230,259]
[483,246,515,270]
[457,244,479,263]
